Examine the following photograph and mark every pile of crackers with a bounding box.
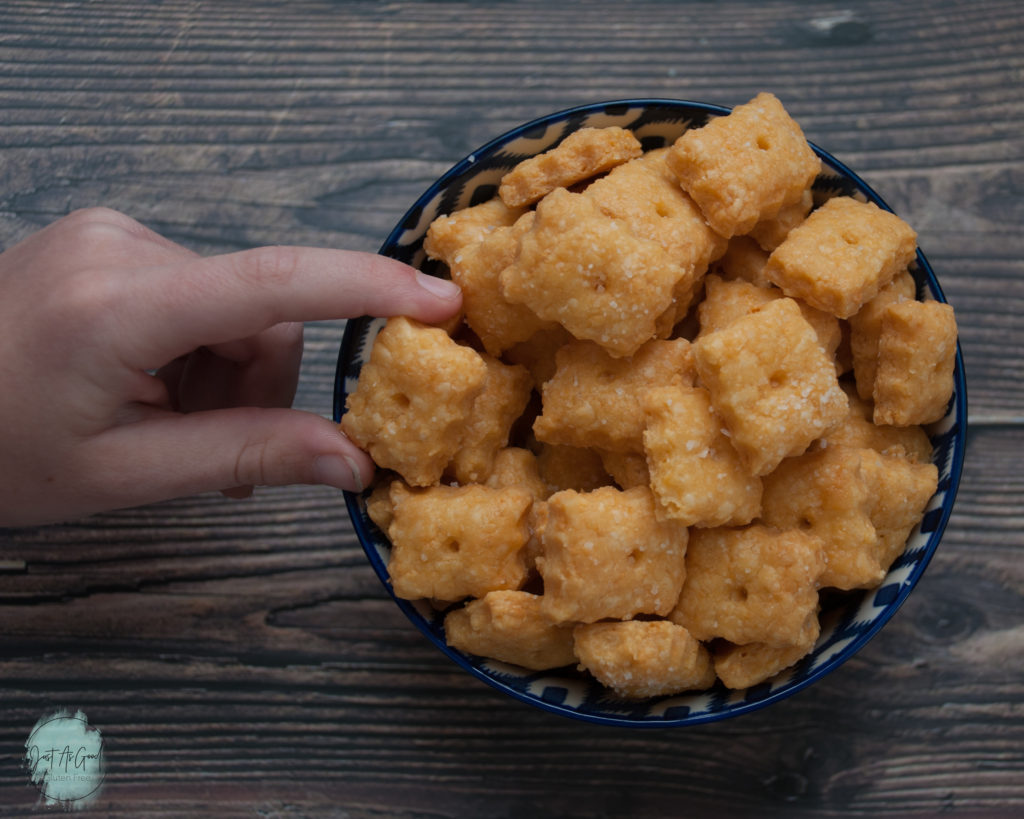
[341,93,958,699]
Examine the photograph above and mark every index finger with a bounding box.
[123,246,462,367]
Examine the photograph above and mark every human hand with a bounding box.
[0,207,462,526]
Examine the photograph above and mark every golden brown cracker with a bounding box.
[449,212,556,356]
[693,298,848,476]
[340,316,487,486]
[873,300,958,426]
[667,92,821,237]
[536,486,688,624]
[573,620,715,699]
[449,355,532,484]
[424,197,526,266]
[642,385,762,527]
[534,338,694,454]
[387,483,532,602]
[444,590,576,671]
[760,446,881,590]
[764,196,918,318]
[849,270,917,400]
[499,126,642,208]
[500,188,686,358]
[669,525,824,648]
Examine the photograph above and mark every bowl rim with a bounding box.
[334,97,968,727]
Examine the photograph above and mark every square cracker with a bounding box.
[340,316,487,487]
[873,299,958,426]
[693,297,848,476]
[424,197,526,266]
[500,188,687,358]
[498,126,642,208]
[860,448,938,572]
[709,235,772,288]
[535,486,688,624]
[449,354,533,484]
[669,524,824,648]
[764,196,918,318]
[533,338,695,454]
[387,483,532,602]
[714,633,818,690]
[815,381,933,464]
[748,187,813,251]
[697,274,841,359]
[573,620,715,699]
[642,385,762,527]
[849,270,917,400]
[444,590,576,671]
[585,148,726,323]
[760,445,881,590]
[666,92,821,237]
[449,212,556,356]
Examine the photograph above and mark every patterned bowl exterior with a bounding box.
[333,100,967,727]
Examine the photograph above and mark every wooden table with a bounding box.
[1,1,1021,816]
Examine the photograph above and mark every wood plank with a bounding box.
[0,426,1021,815]
[0,0,1021,815]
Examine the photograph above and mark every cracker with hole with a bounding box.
[340,316,488,486]
[585,148,726,324]
[642,385,762,527]
[669,524,824,648]
[500,188,687,358]
[693,297,848,476]
[535,486,688,624]
[387,483,532,602]
[760,445,881,590]
[696,274,841,360]
[764,196,918,318]
[533,337,695,454]
[666,92,821,237]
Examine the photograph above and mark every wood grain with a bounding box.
[1,0,1022,816]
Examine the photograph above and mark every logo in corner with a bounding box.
[24,709,105,809]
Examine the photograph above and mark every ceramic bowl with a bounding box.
[333,99,967,727]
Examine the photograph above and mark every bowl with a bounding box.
[333,99,967,727]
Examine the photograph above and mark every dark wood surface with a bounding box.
[1,1,1021,816]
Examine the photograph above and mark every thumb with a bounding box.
[92,407,374,508]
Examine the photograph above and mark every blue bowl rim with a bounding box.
[334,97,968,728]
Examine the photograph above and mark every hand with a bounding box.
[0,207,462,526]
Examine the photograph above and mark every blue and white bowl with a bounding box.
[334,99,967,727]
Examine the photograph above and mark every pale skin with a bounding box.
[0,207,463,526]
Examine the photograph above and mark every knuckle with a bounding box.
[48,266,121,331]
[61,207,139,244]
[57,209,141,269]
[233,430,274,488]
[245,245,302,290]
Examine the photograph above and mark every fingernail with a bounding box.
[314,454,365,492]
[415,271,461,300]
